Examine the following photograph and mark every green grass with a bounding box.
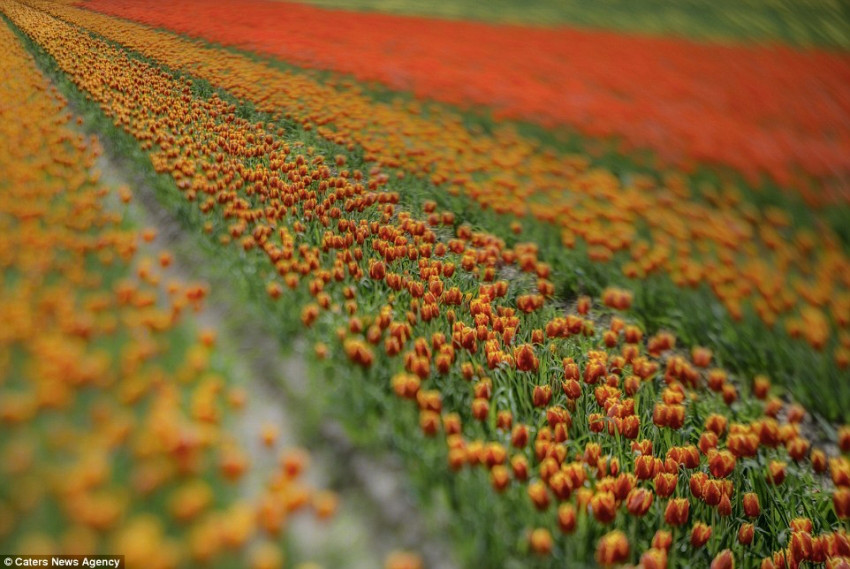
[293,0,850,49]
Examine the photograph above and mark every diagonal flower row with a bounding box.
[20,0,850,409]
[0,12,337,569]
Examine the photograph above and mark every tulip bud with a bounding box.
[766,461,787,485]
[654,472,678,498]
[664,498,689,526]
[529,528,552,555]
[557,503,577,534]
[743,492,761,518]
[641,548,667,569]
[596,530,630,566]
[738,523,754,545]
[691,522,712,548]
[834,488,850,519]
[652,530,673,551]
[711,549,734,569]
[626,488,654,517]
[590,491,617,524]
[709,450,737,478]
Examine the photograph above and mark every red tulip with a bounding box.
[664,498,689,526]
[711,549,735,569]
[690,521,712,548]
[626,488,654,517]
[743,492,761,517]
[738,523,754,545]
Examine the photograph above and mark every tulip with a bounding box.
[613,473,636,501]
[709,450,736,478]
[689,472,707,499]
[532,385,552,407]
[636,455,660,480]
[835,488,850,519]
[711,549,734,569]
[652,530,673,551]
[654,472,678,498]
[529,528,552,555]
[590,491,617,524]
[703,478,722,506]
[691,522,712,548]
[705,414,728,435]
[812,449,828,473]
[626,488,654,517]
[510,455,529,481]
[514,344,539,372]
[743,492,760,517]
[840,427,850,453]
[664,498,689,526]
[641,548,668,569]
[789,518,812,533]
[789,531,813,562]
[557,503,577,534]
[596,530,629,566]
[738,523,754,545]
[699,431,719,455]
[786,437,810,461]
[718,493,733,517]
[766,461,787,485]
[528,481,550,511]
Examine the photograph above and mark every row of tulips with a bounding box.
[77,0,850,199]
[5,1,850,567]
[20,0,850,418]
[0,12,372,569]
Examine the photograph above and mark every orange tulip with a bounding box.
[596,530,630,566]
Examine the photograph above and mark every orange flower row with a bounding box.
[0,11,336,567]
[30,0,850,371]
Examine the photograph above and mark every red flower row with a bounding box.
[82,0,850,201]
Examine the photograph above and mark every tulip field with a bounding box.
[1,0,849,568]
